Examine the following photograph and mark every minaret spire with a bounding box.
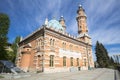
[78,4,82,8]
[45,18,48,26]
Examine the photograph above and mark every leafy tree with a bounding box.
[0,13,10,60]
[11,36,21,63]
[6,50,14,61]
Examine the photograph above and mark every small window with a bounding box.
[62,42,66,50]
[49,55,54,67]
[50,39,55,46]
[50,39,52,45]
[63,56,66,66]
[53,39,55,46]
[77,58,79,66]
[84,59,86,66]
[70,57,73,66]
[62,42,64,49]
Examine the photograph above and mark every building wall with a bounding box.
[42,32,93,73]
[16,28,94,73]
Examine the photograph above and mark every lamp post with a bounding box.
[86,43,90,70]
[42,54,44,72]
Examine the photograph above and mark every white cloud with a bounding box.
[83,0,120,45]
[90,26,120,45]
[2,0,120,47]
[67,20,77,36]
[35,0,62,26]
[109,53,120,56]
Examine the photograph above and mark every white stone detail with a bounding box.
[44,67,69,73]
[81,66,88,70]
[48,52,56,56]
[45,18,48,26]
[59,49,82,58]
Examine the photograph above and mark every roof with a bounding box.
[47,19,64,31]
[19,26,91,46]
[23,43,32,48]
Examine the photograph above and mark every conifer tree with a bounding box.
[100,43,109,67]
[95,41,110,68]
[110,57,114,65]
[11,36,21,63]
[95,41,104,67]
[0,13,10,60]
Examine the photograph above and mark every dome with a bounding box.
[48,19,64,31]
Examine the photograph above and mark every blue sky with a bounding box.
[0,0,120,60]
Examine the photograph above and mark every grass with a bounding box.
[0,75,4,78]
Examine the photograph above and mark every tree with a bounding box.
[0,13,10,60]
[113,55,120,65]
[95,41,104,67]
[110,57,114,65]
[11,36,21,63]
[100,43,109,67]
[95,41,110,68]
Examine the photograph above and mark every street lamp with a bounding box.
[86,43,90,70]
[42,54,44,72]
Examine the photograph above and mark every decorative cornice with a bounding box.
[19,26,92,47]
[44,27,91,47]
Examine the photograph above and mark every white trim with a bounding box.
[48,52,56,56]
[44,67,69,73]
[59,49,82,58]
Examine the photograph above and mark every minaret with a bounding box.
[76,5,88,34]
[59,16,66,31]
[76,5,91,44]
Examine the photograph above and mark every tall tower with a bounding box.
[59,16,66,32]
[76,5,88,34]
[76,5,91,44]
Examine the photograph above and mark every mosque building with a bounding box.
[16,5,94,73]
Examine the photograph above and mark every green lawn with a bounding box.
[0,75,4,78]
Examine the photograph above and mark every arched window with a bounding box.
[62,42,66,50]
[64,43,66,50]
[53,39,55,46]
[50,39,52,46]
[39,39,41,46]
[70,57,73,66]
[84,59,86,66]
[77,58,79,66]
[63,56,66,66]
[49,55,54,67]
[62,42,64,49]
[50,39,55,47]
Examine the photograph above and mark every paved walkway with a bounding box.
[1,68,119,80]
